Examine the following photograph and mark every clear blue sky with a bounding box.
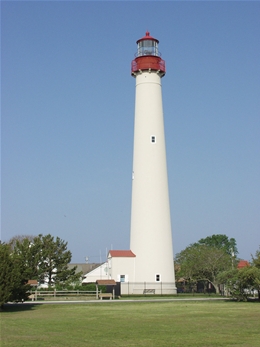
[2,1,260,263]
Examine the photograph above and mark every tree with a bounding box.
[8,235,35,251]
[252,247,260,269]
[12,236,43,281]
[38,234,81,286]
[217,266,260,301]
[217,248,260,301]
[251,248,260,300]
[175,239,234,293]
[0,243,29,308]
[13,234,82,287]
[197,234,238,257]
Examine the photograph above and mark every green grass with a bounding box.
[1,300,260,347]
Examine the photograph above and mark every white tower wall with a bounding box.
[130,70,176,293]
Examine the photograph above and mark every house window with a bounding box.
[151,136,156,143]
[120,275,125,283]
[155,274,161,282]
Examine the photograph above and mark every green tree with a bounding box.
[218,266,260,301]
[8,235,35,251]
[252,247,260,269]
[175,242,233,293]
[13,236,43,281]
[13,234,82,287]
[251,248,260,300]
[217,248,260,301]
[197,234,238,256]
[39,234,81,286]
[0,243,29,308]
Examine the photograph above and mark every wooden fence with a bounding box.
[28,290,99,301]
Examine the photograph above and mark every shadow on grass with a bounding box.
[1,303,43,312]
[221,297,260,304]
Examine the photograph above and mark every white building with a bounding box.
[84,33,176,295]
[128,32,176,294]
[82,262,109,284]
[107,250,136,284]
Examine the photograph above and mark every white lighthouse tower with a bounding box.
[130,32,176,294]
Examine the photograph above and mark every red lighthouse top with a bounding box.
[136,31,159,44]
[131,31,165,76]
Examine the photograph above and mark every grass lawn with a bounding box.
[1,300,259,347]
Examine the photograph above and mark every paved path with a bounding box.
[7,297,230,306]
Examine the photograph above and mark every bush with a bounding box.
[83,283,107,292]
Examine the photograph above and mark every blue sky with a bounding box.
[2,1,260,263]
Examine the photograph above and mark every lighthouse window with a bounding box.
[151,136,156,143]
[137,40,159,57]
[156,274,161,282]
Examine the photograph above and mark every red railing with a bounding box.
[131,56,166,74]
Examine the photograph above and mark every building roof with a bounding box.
[68,263,101,275]
[96,280,116,286]
[108,250,136,258]
[237,260,250,269]
[27,280,38,286]
[137,31,159,44]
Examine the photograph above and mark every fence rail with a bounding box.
[28,290,99,301]
[120,282,176,295]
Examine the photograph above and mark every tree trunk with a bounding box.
[211,281,220,294]
[48,270,52,286]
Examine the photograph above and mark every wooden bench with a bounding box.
[143,289,155,295]
[98,293,113,300]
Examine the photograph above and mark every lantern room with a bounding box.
[131,31,166,76]
[137,31,159,57]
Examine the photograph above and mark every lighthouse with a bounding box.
[130,32,176,294]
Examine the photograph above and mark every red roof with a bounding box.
[96,280,116,286]
[109,250,136,258]
[237,260,250,269]
[137,31,159,44]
